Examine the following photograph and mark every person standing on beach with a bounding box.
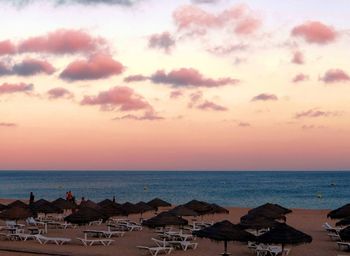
[29,192,34,205]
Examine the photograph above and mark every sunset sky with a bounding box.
[1,0,350,170]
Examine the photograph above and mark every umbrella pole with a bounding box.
[221,240,229,256]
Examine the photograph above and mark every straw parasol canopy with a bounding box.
[339,226,350,241]
[328,204,350,219]
[142,212,188,228]
[0,203,6,211]
[121,202,139,215]
[79,200,102,210]
[98,199,114,208]
[336,217,350,227]
[30,199,63,214]
[135,201,155,215]
[257,223,312,250]
[168,205,198,217]
[249,203,292,216]
[209,204,229,214]
[0,206,34,221]
[193,220,256,256]
[241,208,286,223]
[238,216,279,231]
[64,207,107,225]
[183,200,214,216]
[52,198,77,210]
[147,198,171,209]
[7,200,28,209]
[101,203,126,217]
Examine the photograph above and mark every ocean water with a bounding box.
[0,171,349,210]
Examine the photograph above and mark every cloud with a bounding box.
[124,74,149,83]
[191,0,220,3]
[18,29,106,54]
[5,0,140,6]
[173,4,261,36]
[80,86,151,111]
[170,90,183,99]
[238,122,251,127]
[188,91,203,108]
[292,73,309,83]
[251,93,278,102]
[113,110,164,121]
[60,54,124,81]
[150,68,239,88]
[291,21,338,44]
[295,109,340,119]
[320,69,350,83]
[292,50,304,65]
[12,59,55,76]
[148,32,176,53]
[207,43,248,55]
[0,122,17,127]
[0,82,33,95]
[0,62,12,75]
[47,87,73,99]
[196,100,228,111]
[301,125,325,130]
[0,40,16,55]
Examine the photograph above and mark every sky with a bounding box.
[0,0,350,171]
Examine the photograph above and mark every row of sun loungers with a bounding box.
[247,241,290,256]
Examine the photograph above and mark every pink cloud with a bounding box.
[238,122,251,127]
[173,4,261,36]
[47,87,73,99]
[292,73,309,83]
[207,43,248,55]
[197,100,228,111]
[0,122,17,127]
[170,90,184,99]
[151,68,239,88]
[60,54,124,81]
[113,110,164,121]
[251,93,278,102]
[0,62,12,75]
[0,40,16,55]
[18,29,106,54]
[292,51,304,65]
[80,86,151,111]
[148,32,175,53]
[320,69,350,83]
[0,82,33,95]
[291,21,337,44]
[12,59,55,76]
[295,109,340,119]
[124,74,149,83]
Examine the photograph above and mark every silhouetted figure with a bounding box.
[112,196,116,203]
[29,192,35,205]
[81,197,85,202]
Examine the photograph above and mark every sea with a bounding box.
[0,171,349,210]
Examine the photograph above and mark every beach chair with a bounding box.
[88,219,103,226]
[137,246,173,256]
[77,237,114,246]
[35,234,71,245]
[337,242,350,251]
[10,233,38,241]
[102,230,125,238]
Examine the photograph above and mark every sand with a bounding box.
[0,199,347,256]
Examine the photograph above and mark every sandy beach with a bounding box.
[0,199,347,256]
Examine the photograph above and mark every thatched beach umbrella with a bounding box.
[339,226,350,241]
[52,198,77,210]
[121,202,139,216]
[98,199,114,208]
[249,203,292,216]
[0,206,34,221]
[241,208,286,223]
[183,200,214,216]
[169,205,198,217]
[238,216,279,232]
[135,201,155,217]
[142,212,188,228]
[64,207,107,225]
[7,200,28,209]
[101,203,126,218]
[209,204,229,215]
[147,198,171,210]
[328,204,350,219]
[336,217,350,227]
[79,200,102,210]
[193,220,255,256]
[257,223,312,251]
[30,199,63,214]
[0,203,6,211]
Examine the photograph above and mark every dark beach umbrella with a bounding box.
[336,217,350,227]
[169,205,198,217]
[241,208,286,223]
[339,226,350,241]
[121,202,139,215]
[98,199,114,208]
[0,203,6,211]
[135,201,155,216]
[183,200,214,215]
[30,199,63,214]
[193,220,255,256]
[328,204,350,219]
[257,223,312,251]
[239,216,279,231]
[79,200,102,210]
[249,203,292,216]
[147,198,171,209]
[52,198,77,210]
[142,212,188,228]
[101,203,126,217]
[64,207,107,225]
[209,204,229,214]
[0,206,34,221]
[7,200,28,209]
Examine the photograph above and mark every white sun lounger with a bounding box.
[137,246,173,256]
[10,233,38,241]
[35,234,71,245]
[88,219,103,226]
[77,237,114,246]
[338,242,350,250]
